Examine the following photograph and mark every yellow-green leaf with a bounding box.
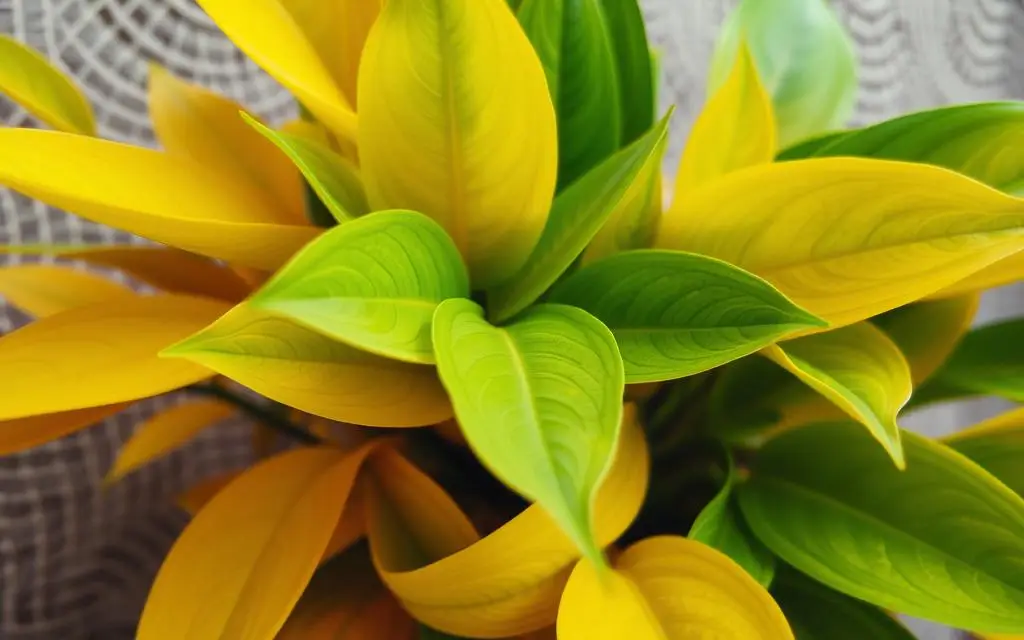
[0,404,129,456]
[656,158,1024,327]
[945,408,1024,498]
[358,0,558,288]
[163,304,452,427]
[930,250,1024,299]
[0,294,227,421]
[764,321,912,468]
[557,536,793,640]
[0,34,96,135]
[675,41,775,195]
[0,129,320,270]
[0,264,133,317]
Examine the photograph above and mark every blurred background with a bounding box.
[1,1,1022,638]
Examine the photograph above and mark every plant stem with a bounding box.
[186,384,324,446]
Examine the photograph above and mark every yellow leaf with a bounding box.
[674,40,775,195]
[0,294,227,421]
[0,404,129,455]
[367,404,650,637]
[194,0,357,142]
[0,128,320,270]
[176,471,240,516]
[105,399,236,485]
[139,444,379,640]
[656,158,1024,327]
[0,264,133,317]
[929,250,1024,299]
[358,0,558,288]
[558,536,793,640]
[148,64,306,225]
[874,294,980,385]
[0,34,96,135]
[162,304,452,428]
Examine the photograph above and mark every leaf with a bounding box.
[873,294,979,385]
[357,0,558,288]
[0,294,227,421]
[774,130,849,161]
[163,304,452,427]
[518,0,621,189]
[138,444,379,640]
[175,471,240,516]
[0,34,96,135]
[194,0,357,140]
[738,421,1024,634]
[0,265,133,317]
[931,251,1024,299]
[248,210,468,364]
[675,41,775,194]
[596,0,654,145]
[367,406,650,637]
[945,408,1024,498]
[148,64,306,225]
[689,450,776,587]
[0,129,320,270]
[770,567,917,640]
[431,299,623,565]
[548,249,825,383]
[243,113,369,223]
[709,0,857,148]
[105,399,236,485]
[656,158,1024,328]
[763,321,912,468]
[557,536,793,640]
[916,318,1024,405]
[0,404,130,456]
[487,111,673,322]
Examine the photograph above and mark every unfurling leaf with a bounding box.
[597,0,655,146]
[873,294,979,385]
[945,408,1024,498]
[0,265,133,317]
[249,210,468,364]
[0,34,96,135]
[557,536,793,640]
[915,318,1024,405]
[358,0,557,288]
[548,249,825,383]
[163,304,452,427]
[739,422,1024,634]
[432,299,624,566]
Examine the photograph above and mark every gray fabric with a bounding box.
[0,0,1021,637]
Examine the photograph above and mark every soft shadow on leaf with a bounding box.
[0,404,130,456]
[945,408,1024,498]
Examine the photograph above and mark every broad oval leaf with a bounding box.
[163,304,452,427]
[0,265,133,317]
[557,536,793,640]
[0,404,130,456]
[249,210,468,363]
[764,321,912,468]
[656,158,1024,327]
[739,421,1024,634]
[0,34,96,135]
[138,444,378,640]
[487,111,673,322]
[0,129,320,270]
[915,318,1024,405]
[367,407,650,637]
[547,249,825,383]
[597,0,654,145]
[518,0,621,189]
[0,294,226,421]
[358,0,557,288]
[432,299,624,564]
[945,408,1024,498]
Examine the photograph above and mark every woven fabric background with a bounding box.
[1,1,1022,638]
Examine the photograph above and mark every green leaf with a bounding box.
[597,0,655,146]
[518,0,621,189]
[248,210,468,364]
[709,0,857,148]
[771,567,916,640]
[945,408,1024,498]
[546,249,826,383]
[774,130,848,161]
[243,112,369,223]
[764,322,912,468]
[738,421,1024,634]
[0,35,96,135]
[688,449,775,587]
[431,299,624,566]
[915,318,1024,406]
[487,110,672,323]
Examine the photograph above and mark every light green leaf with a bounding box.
[547,249,826,383]
[431,299,624,566]
[243,113,368,223]
[0,35,96,135]
[771,567,916,640]
[709,0,857,148]
[739,421,1024,634]
[519,0,621,189]
[248,210,468,364]
[597,0,655,146]
[764,322,912,468]
[945,407,1024,498]
[487,110,672,323]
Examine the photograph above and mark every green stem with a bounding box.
[186,384,324,446]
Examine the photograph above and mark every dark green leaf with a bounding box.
[597,0,655,145]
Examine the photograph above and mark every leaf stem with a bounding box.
[186,383,324,446]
